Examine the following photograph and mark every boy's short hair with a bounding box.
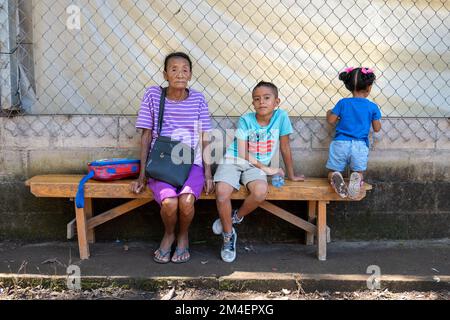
[252,81,278,98]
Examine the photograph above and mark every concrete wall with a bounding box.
[1,115,449,242]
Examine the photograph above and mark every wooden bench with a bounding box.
[25,175,372,261]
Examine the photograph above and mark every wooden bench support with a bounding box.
[74,198,153,260]
[259,201,317,234]
[67,218,76,240]
[306,200,331,246]
[261,200,330,260]
[75,203,90,260]
[73,197,329,261]
[87,198,152,229]
[84,198,95,243]
[317,201,327,261]
[26,175,372,261]
[327,225,331,244]
[306,200,317,245]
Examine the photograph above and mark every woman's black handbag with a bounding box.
[145,88,195,187]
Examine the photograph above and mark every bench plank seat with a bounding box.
[26,175,372,261]
[26,175,371,201]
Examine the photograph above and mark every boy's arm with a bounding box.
[280,135,305,181]
[237,138,283,176]
[327,109,339,125]
[372,120,381,132]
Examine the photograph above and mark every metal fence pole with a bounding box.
[0,0,20,111]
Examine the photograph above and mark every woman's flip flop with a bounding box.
[171,247,190,264]
[153,248,171,264]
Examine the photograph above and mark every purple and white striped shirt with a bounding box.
[136,86,212,166]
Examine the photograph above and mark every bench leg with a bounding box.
[84,198,95,244]
[67,218,76,240]
[75,203,90,260]
[317,201,327,261]
[306,200,316,245]
[67,198,94,243]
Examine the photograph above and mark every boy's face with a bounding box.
[164,57,192,90]
[252,86,280,117]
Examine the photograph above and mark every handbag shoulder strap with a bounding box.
[157,87,167,135]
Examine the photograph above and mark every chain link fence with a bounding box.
[1,0,449,143]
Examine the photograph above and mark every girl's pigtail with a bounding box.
[339,72,349,82]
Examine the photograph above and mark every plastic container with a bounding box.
[271,174,285,188]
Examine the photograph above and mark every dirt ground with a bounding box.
[0,285,448,300]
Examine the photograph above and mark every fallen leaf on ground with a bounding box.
[161,288,176,300]
[281,289,291,295]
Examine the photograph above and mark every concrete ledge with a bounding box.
[1,273,448,293]
[219,272,450,292]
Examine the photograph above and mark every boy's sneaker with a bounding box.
[331,171,348,198]
[212,209,243,235]
[221,228,237,263]
[348,172,363,199]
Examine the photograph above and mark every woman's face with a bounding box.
[164,57,192,90]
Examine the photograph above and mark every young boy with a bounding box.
[213,81,304,263]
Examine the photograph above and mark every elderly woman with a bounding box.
[131,52,213,263]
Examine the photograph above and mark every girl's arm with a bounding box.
[280,135,305,181]
[372,120,381,132]
[327,110,339,125]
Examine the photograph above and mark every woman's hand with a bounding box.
[130,176,146,194]
[204,174,215,195]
